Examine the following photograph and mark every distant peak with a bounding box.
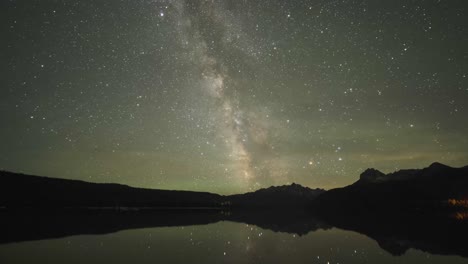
[359,168,385,182]
[428,162,450,170]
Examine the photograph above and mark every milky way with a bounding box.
[1,0,467,193]
[173,1,283,189]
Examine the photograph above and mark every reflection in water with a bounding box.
[448,199,468,220]
[455,212,468,220]
[0,210,467,264]
[0,221,467,264]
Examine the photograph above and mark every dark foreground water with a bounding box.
[0,220,467,264]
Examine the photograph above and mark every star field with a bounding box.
[1,0,467,194]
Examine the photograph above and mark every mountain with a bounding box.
[313,162,468,214]
[355,162,467,184]
[310,162,468,258]
[0,171,324,210]
[2,162,467,212]
[1,164,467,258]
[0,171,222,208]
[227,183,325,208]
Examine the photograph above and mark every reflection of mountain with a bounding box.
[315,207,468,257]
[1,209,467,258]
[312,162,468,258]
[1,163,468,258]
[224,209,330,235]
[0,209,222,244]
[0,171,328,243]
[0,208,329,244]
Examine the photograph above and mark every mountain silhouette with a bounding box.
[227,183,325,208]
[0,171,222,208]
[2,163,467,213]
[0,163,467,258]
[313,162,468,214]
[0,171,325,210]
[312,162,468,257]
[356,162,468,184]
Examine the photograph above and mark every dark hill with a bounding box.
[0,171,222,208]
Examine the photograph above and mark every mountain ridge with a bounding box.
[356,162,468,184]
[0,170,222,208]
[1,163,467,259]
[227,183,325,208]
[314,162,468,214]
[1,162,467,210]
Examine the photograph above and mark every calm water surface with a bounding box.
[0,221,467,264]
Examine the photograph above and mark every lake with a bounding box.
[1,220,467,264]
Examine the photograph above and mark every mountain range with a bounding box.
[1,163,467,257]
[1,162,467,212]
[313,162,468,214]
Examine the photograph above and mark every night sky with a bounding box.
[1,0,467,194]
